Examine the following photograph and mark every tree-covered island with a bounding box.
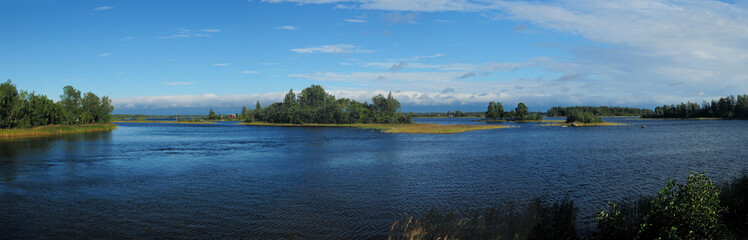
[0,80,116,138]
[236,85,509,134]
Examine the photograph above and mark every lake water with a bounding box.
[2,118,748,239]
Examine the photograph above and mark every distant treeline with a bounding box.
[642,94,748,119]
[113,114,206,121]
[409,111,484,118]
[215,85,411,124]
[547,106,654,117]
[485,101,543,121]
[0,80,114,129]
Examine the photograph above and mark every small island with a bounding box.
[234,85,510,134]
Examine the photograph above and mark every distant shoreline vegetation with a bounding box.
[209,84,412,125]
[547,106,654,117]
[0,80,115,138]
[642,94,748,119]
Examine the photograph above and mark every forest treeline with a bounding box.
[210,85,411,124]
[0,80,114,129]
[547,106,654,117]
[642,94,748,119]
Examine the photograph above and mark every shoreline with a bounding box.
[472,119,566,123]
[238,122,512,134]
[113,120,216,124]
[0,123,118,139]
[541,122,628,127]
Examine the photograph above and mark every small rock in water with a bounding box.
[641,125,647,128]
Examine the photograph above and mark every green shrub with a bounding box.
[565,110,601,123]
[638,172,724,240]
[596,198,652,240]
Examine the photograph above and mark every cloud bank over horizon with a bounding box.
[4,0,748,114]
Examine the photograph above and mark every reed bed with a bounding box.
[0,123,117,139]
[388,198,578,240]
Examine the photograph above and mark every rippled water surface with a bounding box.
[2,118,748,238]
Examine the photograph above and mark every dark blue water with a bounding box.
[2,118,747,239]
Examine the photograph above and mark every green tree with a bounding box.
[208,109,216,120]
[28,93,56,127]
[282,89,300,123]
[486,102,497,119]
[59,85,82,124]
[495,102,504,119]
[0,80,20,128]
[514,102,529,120]
[241,106,251,121]
[80,92,101,124]
[253,101,263,122]
[638,172,724,240]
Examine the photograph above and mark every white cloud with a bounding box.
[157,28,220,39]
[291,44,374,54]
[213,63,231,66]
[242,70,260,74]
[289,71,470,83]
[114,92,286,109]
[262,0,493,12]
[94,6,113,11]
[99,53,111,57]
[275,25,297,30]
[163,82,194,86]
[262,0,748,101]
[345,19,367,23]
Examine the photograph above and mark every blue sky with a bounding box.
[2,0,748,114]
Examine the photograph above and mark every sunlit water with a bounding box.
[2,118,748,238]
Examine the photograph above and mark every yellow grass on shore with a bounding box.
[541,122,628,127]
[0,123,117,139]
[476,119,566,123]
[634,117,722,120]
[238,122,511,134]
[112,120,216,124]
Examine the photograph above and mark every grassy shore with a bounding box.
[635,117,723,120]
[473,119,566,123]
[0,123,117,139]
[239,122,511,134]
[541,122,628,127]
[112,120,216,124]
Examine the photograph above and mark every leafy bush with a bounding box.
[596,198,652,240]
[565,110,602,123]
[638,172,724,240]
